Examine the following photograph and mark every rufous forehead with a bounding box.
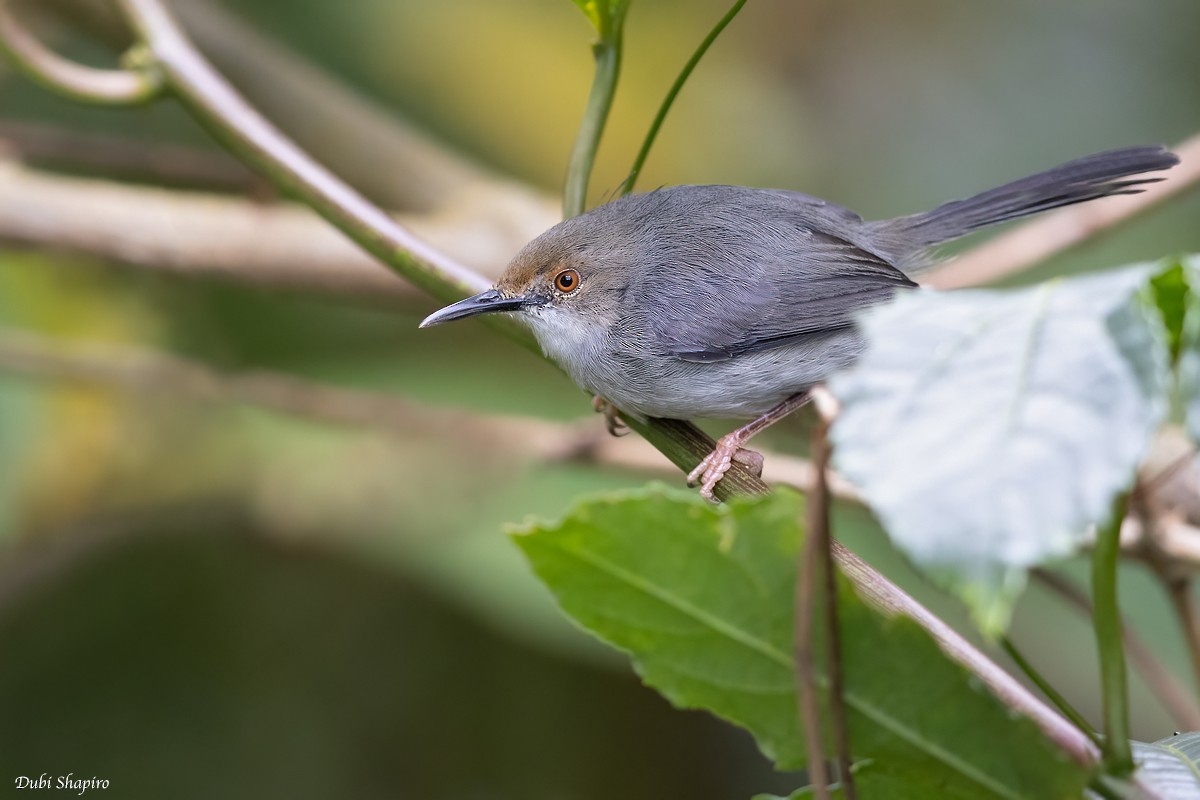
[497,255,561,292]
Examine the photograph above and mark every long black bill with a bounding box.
[419,289,535,328]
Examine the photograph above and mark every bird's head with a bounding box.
[419,212,634,334]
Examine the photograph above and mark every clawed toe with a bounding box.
[592,396,629,437]
[687,439,762,501]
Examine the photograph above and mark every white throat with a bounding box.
[522,307,608,390]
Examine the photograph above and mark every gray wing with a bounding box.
[631,188,916,363]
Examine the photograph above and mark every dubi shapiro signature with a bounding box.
[14,774,109,795]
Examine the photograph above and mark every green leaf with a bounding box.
[512,487,1088,799]
[1150,261,1190,362]
[829,263,1173,632]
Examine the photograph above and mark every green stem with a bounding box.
[563,9,627,220]
[1000,636,1102,750]
[619,0,747,196]
[1092,494,1135,774]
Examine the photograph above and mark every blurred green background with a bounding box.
[1,0,1199,797]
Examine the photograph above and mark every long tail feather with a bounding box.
[893,145,1179,248]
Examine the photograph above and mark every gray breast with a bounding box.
[596,327,866,420]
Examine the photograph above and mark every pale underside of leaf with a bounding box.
[1113,732,1200,799]
[830,264,1170,630]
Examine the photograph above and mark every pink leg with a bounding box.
[686,392,813,501]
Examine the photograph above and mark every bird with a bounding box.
[421,145,1180,499]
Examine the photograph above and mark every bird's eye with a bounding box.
[554,268,581,293]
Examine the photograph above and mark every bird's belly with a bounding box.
[590,331,866,420]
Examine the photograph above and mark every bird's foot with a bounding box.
[592,396,629,437]
[687,434,764,502]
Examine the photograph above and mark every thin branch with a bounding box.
[1000,636,1102,748]
[619,0,747,196]
[796,390,834,798]
[0,0,161,104]
[1031,567,1200,731]
[811,388,856,799]
[926,132,1200,289]
[796,489,830,798]
[832,541,1099,765]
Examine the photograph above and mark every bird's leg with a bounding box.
[592,395,629,437]
[687,391,814,501]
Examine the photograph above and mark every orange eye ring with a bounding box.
[554,268,581,293]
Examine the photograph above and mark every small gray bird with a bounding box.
[422,146,1179,498]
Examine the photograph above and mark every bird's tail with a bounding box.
[877,145,1178,256]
